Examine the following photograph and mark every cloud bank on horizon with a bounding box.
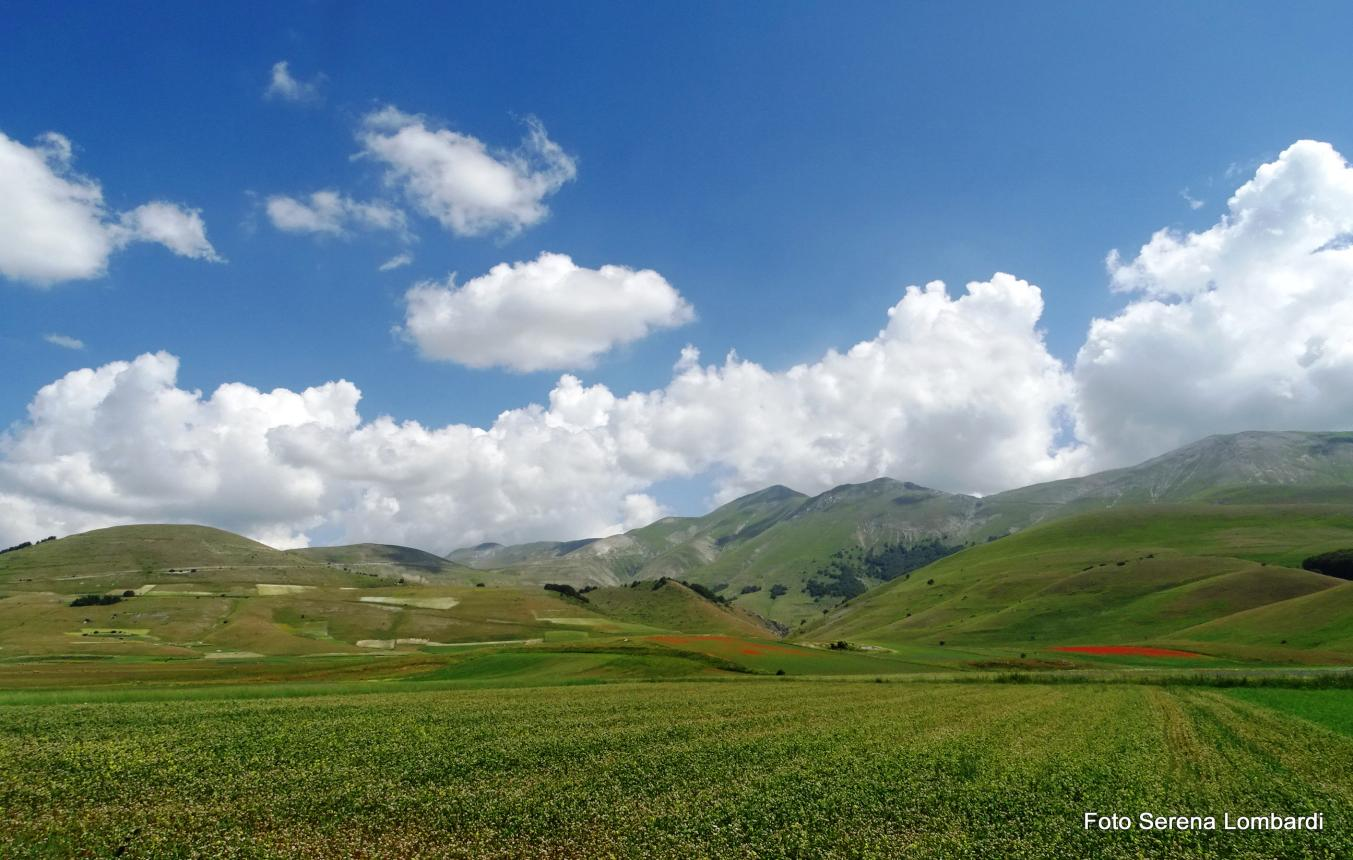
[3,140,1352,550]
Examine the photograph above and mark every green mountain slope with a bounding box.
[447,486,813,586]
[806,503,1353,662]
[452,431,1353,627]
[449,480,986,623]
[288,543,485,585]
[982,430,1353,525]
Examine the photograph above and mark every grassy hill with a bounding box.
[450,431,1353,627]
[0,524,791,663]
[0,524,348,590]
[9,431,1353,669]
[582,580,778,638]
[288,543,487,585]
[806,502,1353,664]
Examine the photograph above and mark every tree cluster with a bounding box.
[1,536,57,556]
[543,583,588,602]
[1303,549,1353,581]
[804,538,961,601]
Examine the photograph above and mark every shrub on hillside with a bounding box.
[70,594,122,607]
[544,583,588,602]
[1303,549,1353,581]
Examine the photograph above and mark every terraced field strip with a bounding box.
[2,680,1350,858]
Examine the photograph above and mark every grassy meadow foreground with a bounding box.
[4,678,1353,859]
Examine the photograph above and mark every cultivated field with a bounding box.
[2,677,1351,858]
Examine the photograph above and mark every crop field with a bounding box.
[2,678,1352,859]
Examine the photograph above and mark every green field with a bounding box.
[3,677,1351,858]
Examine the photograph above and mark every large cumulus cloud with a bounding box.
[1076,140,1353,466]
[0,274,1077,549]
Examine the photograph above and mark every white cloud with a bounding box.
[1180,188,1205,210]
[0,274,1079,550]
[264,61,322,104]
[402,252,695,371]
[1078,139,1353,466]
[619,494,667,532]
[359,107,576,237]
[265,190,407,238]
[8,140,1353,551]
[114,202,221,261]
[0,352,358,548]
[0,130,220,286]
[43,334,85,350]
[379,252,414,272]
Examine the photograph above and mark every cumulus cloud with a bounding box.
[402,252,695,371]
[359,107,576,237]
[1078,139,1353,466]
[8,140,1353,551]
[264,61,323,104]
[265,190,407,238]
[0,352,359,548]
[0,273,1079,549]
[0,130,220,286]
[43,334,85,350]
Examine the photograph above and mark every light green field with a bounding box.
[2,678,1351,858]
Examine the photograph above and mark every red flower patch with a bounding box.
[1052,645,1201,658]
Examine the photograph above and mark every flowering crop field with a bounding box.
[2,679,1352,858]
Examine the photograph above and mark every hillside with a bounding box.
[0,523,790,662]
[288,543,486,585]
[0,524,346,589]
[451,431,1353,626]
[447,480,985,624]
[581,579,780,638]
[807,503,1353,663]
[448,485,811,582]
[983,431,1353,524]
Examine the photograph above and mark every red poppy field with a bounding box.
[1052,645,1202,658]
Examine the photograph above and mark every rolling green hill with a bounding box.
[8,431,1353,666]
[581,579,779,638]
[287,543,487,585]
[0,524,785,662]
[0,524,343,589]
[452,431,1353,627]
[806,502,1353,663]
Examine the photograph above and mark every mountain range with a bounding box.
[446,431,1353,624]
[4,430,1352,654]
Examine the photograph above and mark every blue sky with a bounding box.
[4,3,1353,548]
